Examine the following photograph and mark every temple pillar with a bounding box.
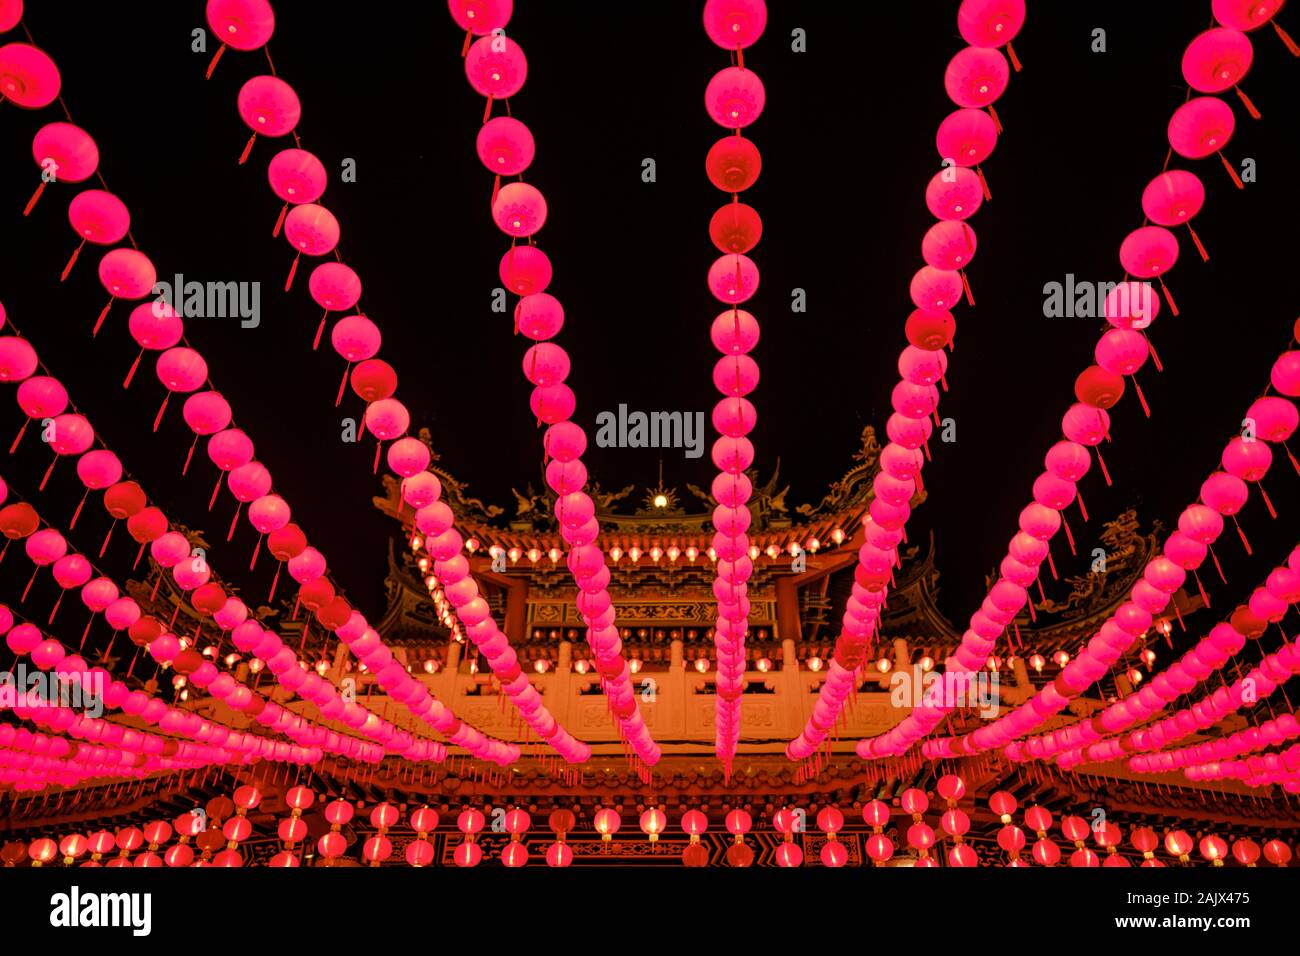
[1012,655,1030,688]
[445,639,461,671]
[670,639,683,668]
[892,638,910,671]
[558,639,573,670]
[775,576,802,642]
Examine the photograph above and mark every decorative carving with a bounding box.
[795,426,882,518]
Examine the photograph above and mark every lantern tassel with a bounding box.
[491,174,501,208]
[47,590,65,625]
[123,349,144,388]
[9,418,28,455]
[1062,515,1076,555]
[92,297,114,337]
[39,454,58,491]
[1076,487,1088,522]
[1273,19,1300,55]
[1046,548,1058,580]
[1193,568,1210,609]
[70,489,89,529]
[284,251,301,291]
[22,567,39,603]
[182,434,198,475]
[1256,480,1277,519]
[60,239,85,282]
[1131,376,1150,417]
[1210,544,1227,583]
[80,612,96,649]
[1234,85,1261,120]
[961,269,975,306]
[209,472,223,510]
[461,29,472,57]
[987,103,1002,133]
[1006,40,1022,72]
[269,562,282,602]
[1285,441,1300,476]
[1219,151,1244,189]
[335,362,351,407]
[23,180,46,217]
[482,95,493,125]
[238,131,258,166]
[272,202,288,238]
[227,500,243,541]
[250,533,264,570]
[1186,222,1209,262]
[152,391,171,432]
[373,439,382,474]
[313,310,328,350]
[1094,445,1112,486]
[976,165,992,200]
[205,42,228,79]
[1157,277,1178,316]
[100,519,117,558]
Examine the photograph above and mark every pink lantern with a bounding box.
[71,449,122,528]
[1212,0,1299,55]
[500,245,552,296]
[936,108,998,197]
[13,376,67,454]
[63,190,129,282]
[1182,28,1259,118]
[153,347,209,432]
[910,266,964,312]
[0,337,37,385]
[476,116,535,178]
[308,261,362,350]
[267,148,327,237]
[449,0,513,36]
[40,413,93,489]
[703,0,767,52]
[706,135,762,192]
[236,75,301,165]
[95,249,157,336]
[708,253,760,304]
[464,34,527,111]
[331,314,382,405]
[944,46,1010,131]
[0,1,18,33]
[25,122,99,217]
[181,391,233,474]
[1141,170,1208,261]
[705,66,766,129]
[1168,96,1241,188]
[205,0,275,77]
[1119,226,1180,315]
[124,301,184,388]
[958,0,1025,72]
[491,182,547,237]
[282,204,340,291]
[925,167,984,221]
[0,42,61,109]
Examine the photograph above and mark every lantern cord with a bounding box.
[1186,222,1209,262]
[272,202,288,238]
[92,297,114,337]
[238,132,258,166]
[482,95,493,125]
[1157,277,1178,317]
[1274,20,1300,56]
[205,43,227,79]
[8,418,28,455]
[284,251,301,291]
[152,392,170,432]
[1005,40,1022,72]
[313,310,328,350]
[461,29,472,57]
[22,180,45,217]
[60,239,84,282]
[122,349,144,388]
[1218,151,1244,190]
[1234,85,1261,121]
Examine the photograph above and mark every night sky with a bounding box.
[2,0,1297,636]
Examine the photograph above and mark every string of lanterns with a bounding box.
[444,0,658,770]
[856,4,1295,762]
[701,0,767,771]
[787,0,1024,765]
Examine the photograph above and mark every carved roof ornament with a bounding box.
[795,426,883,520]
